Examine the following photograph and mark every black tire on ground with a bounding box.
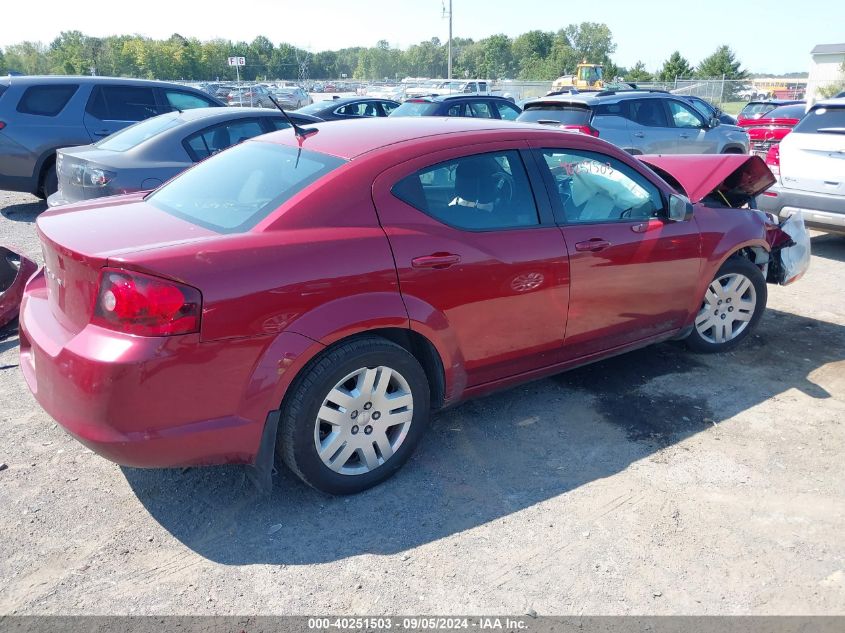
[40,163,58,198]
[685,256,767,353]
[277,336,431,495]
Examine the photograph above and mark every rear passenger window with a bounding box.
[392,150,539,230]
[469,102,494,118]
[86,86,158,122]
[447,103,465,116]
[17,84,79,116]
[184,119,265,161]
[629,99,669,128]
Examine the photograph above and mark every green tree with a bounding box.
[0,48,6,75]
[657,51,693,81]
[564,22,616,67]
[696,45,748,80]
[626,61,652,82]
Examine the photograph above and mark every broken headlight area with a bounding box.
[765,211,811,286]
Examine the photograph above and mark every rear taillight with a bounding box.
[562,124,600,137]
[92,268,201,337]
[765,144,780,177]
[0,121,6,130]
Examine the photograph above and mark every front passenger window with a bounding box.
[540,150,662,223]
[667,100,704,128]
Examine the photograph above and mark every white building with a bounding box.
[807,43,845,102]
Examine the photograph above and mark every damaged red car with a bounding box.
[19,118,809,495]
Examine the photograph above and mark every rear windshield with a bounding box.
[762,104,806,120]
[740,103,777,118]
[793,106,845,135]
[296,101,329,114]
[147,141,346,233]
[389,101,439,117]
[95,113,185,151]
[518,104,591,125]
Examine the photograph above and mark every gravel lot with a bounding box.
[1,189,844,615]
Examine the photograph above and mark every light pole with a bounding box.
[443,0,453,79]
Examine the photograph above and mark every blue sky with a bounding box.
[3,0,842,74]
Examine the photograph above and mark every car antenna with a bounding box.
[267,94,317,141]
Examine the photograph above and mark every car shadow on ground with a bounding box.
[811,234,845,263]
[123,307,843,565]
[0,198,46,223]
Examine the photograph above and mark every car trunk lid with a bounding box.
[638,154,776,205]
[36,194,219,333]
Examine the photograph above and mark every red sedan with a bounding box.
[19,118,808,494]
[739,103,806,158]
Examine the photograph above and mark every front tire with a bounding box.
[40,162,58,199]
[278,336,431,495]
[686,256,767,353]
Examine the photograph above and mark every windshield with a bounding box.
[95,113,185,152]
[147,141,346,233]
[764,104,806,120]
[389,101,439,117]
[793,106,845,134]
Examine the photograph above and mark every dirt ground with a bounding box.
[1,190,843,616]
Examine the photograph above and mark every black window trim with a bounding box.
[85,84,159,122]
[390,148,553,233]
[531,147,668,226]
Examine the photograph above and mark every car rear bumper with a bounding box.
[17,270,283,468]
[757,184,845,234]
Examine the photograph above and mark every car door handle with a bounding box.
[632,132,645,138]
[679,133,691,139]
[411,253,461,269]
[574,239,611,252]
[92,130,111,137]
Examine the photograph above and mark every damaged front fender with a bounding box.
[765,211,811,286]
[0,246,38,332]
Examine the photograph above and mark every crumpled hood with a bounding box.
[638,154,776,205]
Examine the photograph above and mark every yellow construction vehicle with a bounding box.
[551,61,605,92]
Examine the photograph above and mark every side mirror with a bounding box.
[668,193,694,222]
[708,116,721,128]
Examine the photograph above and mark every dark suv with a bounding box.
[389,94,522,120]
[0,76,224,198]
[517,90,749,155]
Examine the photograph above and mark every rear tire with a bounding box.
[278,336,431,495]
[39,162,58,199]
[685,256,766,353]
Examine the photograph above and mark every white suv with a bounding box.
[758,98,845,234]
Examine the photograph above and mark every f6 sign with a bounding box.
[227,57,246,67]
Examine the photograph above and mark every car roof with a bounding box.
[523,90,672,108]
[153,107,321,123]
[811,97,845,108]
[410,94,512,104]
[254,116,577,160]
[0,75,209,90]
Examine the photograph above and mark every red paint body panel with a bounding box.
[0,246,38,329]
[19,118,779,469]
[637,154,776,203]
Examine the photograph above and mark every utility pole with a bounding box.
[443,0,453,79]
